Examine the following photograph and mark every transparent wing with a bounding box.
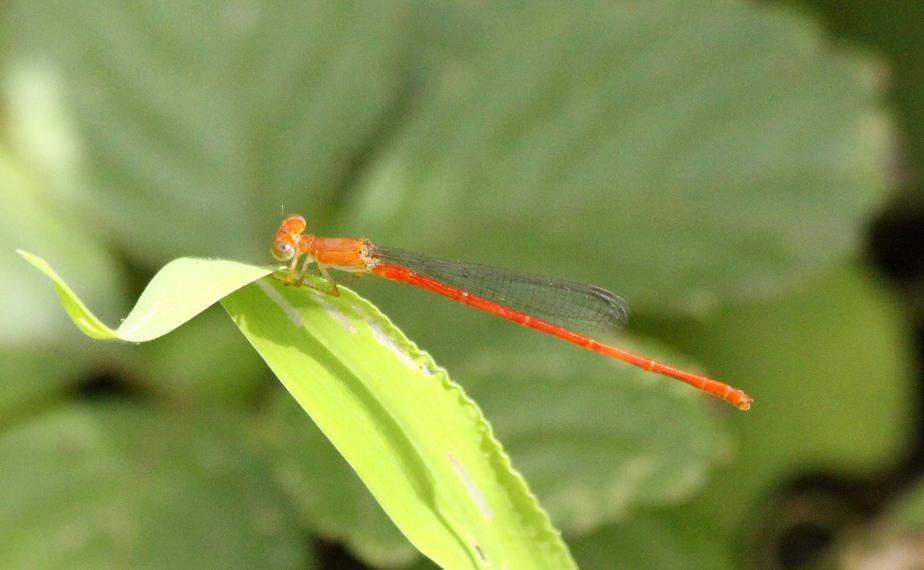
[373,246,629,339]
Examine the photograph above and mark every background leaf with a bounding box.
[133,306,269,405]
[343,0,890,315]
[457,333,731,534]
[6,0,406,264]
[0,402,308,569]
[568,510,734,570]
[652,262,913,549]
[778,0,924,199]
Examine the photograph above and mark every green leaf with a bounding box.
[23,252,577,568]
[133,306,269,405]
[345,0,890,314]
[18,251,271,342]
[342,278,736,539]
[0,403,309,569]
[261,391,419,567]
[405,503,738,569]
[778,0,924,197]
[461,336,732,534]
[654,263,914,532]
[224,278,576,569]
[256,293,733,564]
[569,510,734,570]
[7,0,406,262]
[0,345,88,420]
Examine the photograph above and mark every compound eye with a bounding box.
[271,240,295,261]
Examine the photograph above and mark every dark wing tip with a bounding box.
[589,285,630,328]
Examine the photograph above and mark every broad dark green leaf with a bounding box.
[458,331,732,534]
[0,345,88,420]
[344,0,890,314]
[7,0,406,263]
[780,0,924,198]
[568,510,734,570]
[656,263,913,532]
[133,306,268,405]
[0,403,309,568]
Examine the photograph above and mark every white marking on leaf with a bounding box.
[367,319,420,371]
[313,295,356,333]
[350,303,370,321]
[448,454,492,520]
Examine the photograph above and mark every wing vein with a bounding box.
[373,246,629,338]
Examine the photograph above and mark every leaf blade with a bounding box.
[18,251,271,342]
[223,278,577,570]
[22,251,576,568]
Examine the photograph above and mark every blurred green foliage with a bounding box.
[0,403,308,568]
[1,0,919,568]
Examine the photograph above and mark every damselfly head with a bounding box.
[271,215,307,261]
